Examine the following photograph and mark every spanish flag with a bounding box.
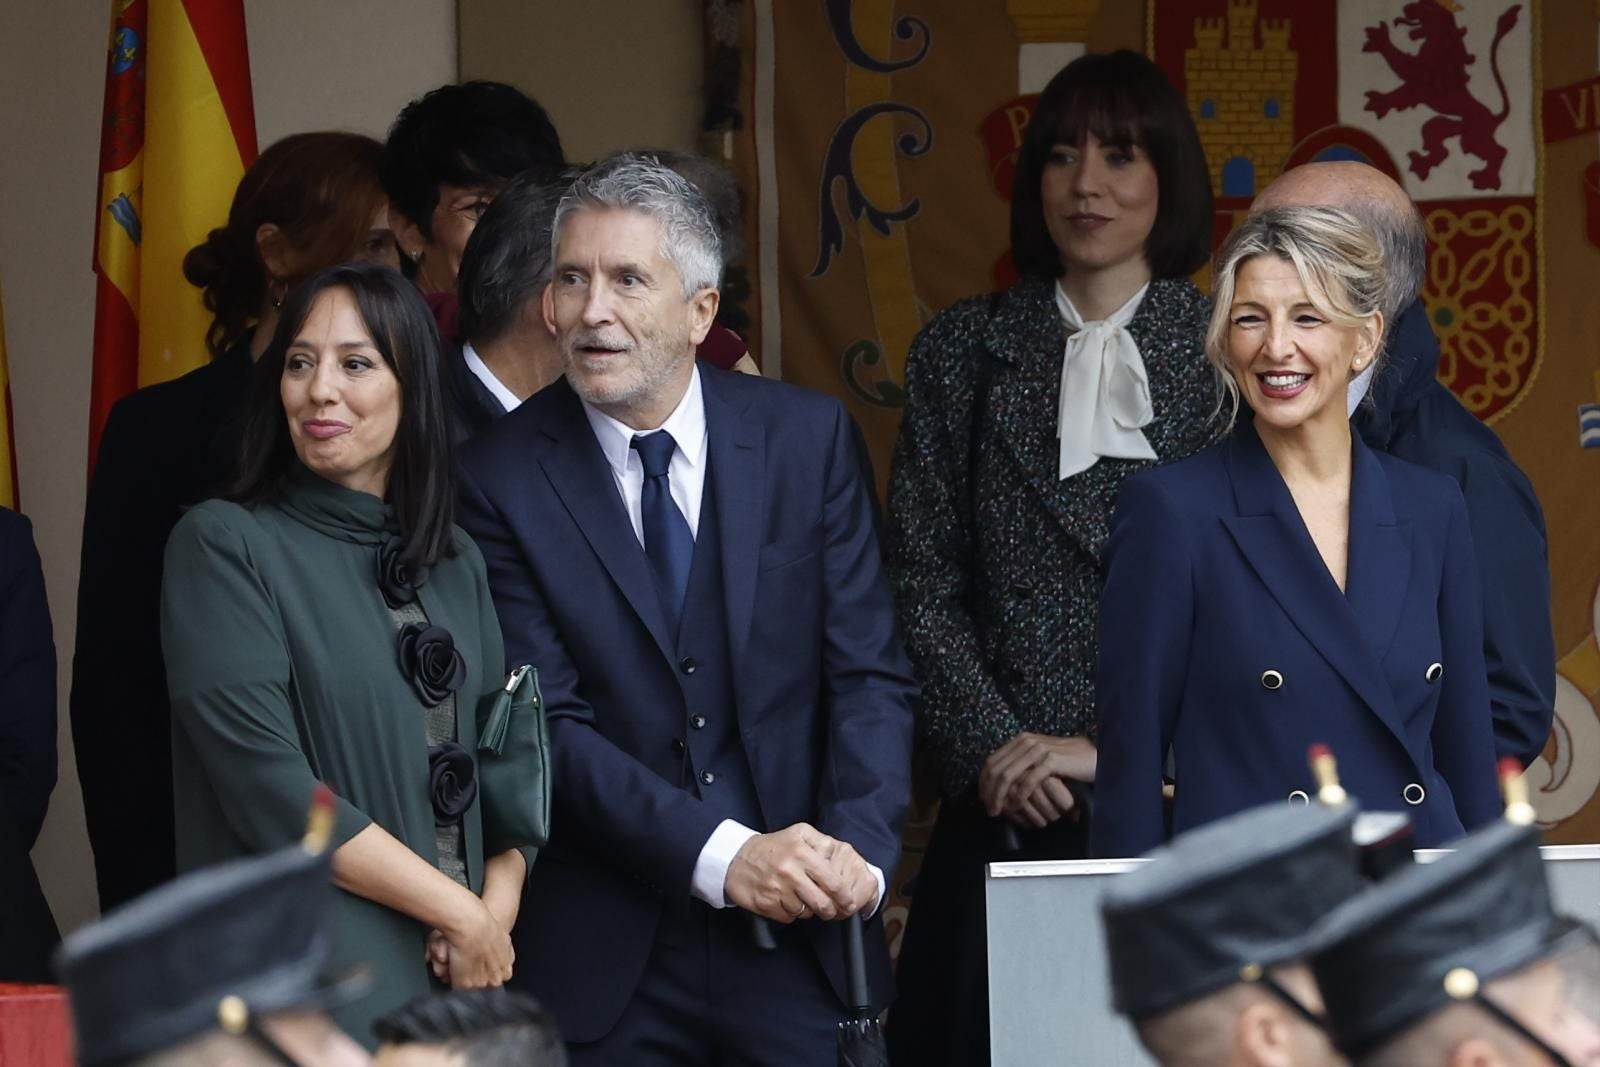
[0,285,17,509]
[89,0,257,469]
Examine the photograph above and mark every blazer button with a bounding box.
[700,770,716,786]
[680,657,697,675]
[1261,669,1284,691]
[1403,783,1426,806]
[1286,789,1310,806]
[1425,662,1443,683]
[690,715,707,730]
[672,739,686,755]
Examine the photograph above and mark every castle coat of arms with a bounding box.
[1154,0,1541,424]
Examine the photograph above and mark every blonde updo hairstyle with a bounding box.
[1206,205,1388,428]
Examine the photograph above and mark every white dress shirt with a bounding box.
[1054,282,1159,479]
[579,367,883,914]
[462,341,522,414]
[1347,361,1376,417]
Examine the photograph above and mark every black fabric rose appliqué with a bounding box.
[377,536,422,609]
[397,623,467,707]
[427,741,478,825]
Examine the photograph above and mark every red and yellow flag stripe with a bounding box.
[89,0,257,470]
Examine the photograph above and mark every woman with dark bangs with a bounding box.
[162,265,528,1044]
[884,50,1219,1063]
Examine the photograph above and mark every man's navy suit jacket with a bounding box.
[1356,302,1555,767]
[0,507,59,981]
[457,367,917,1042]
[1092,419,1502,858]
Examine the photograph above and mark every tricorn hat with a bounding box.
[56,794,364,1066]
[1101,801,1366,1021]
[1307,819,1575,1060]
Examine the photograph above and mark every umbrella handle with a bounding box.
[749,913,778,952]
[845,912,871,1014]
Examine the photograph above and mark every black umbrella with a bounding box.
[837,912,889,1066]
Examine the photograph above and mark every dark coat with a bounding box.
[0,506,60,981]
[457,369,917,1043]
[882,276,1219,1067]
[1355,302,1555,767]
[885,276,1220,799]
[1093,419,1502,858]
[70,336,253,911]
[445,341,509,445]
[161,471,507,1044]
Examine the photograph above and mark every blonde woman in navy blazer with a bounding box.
[1092,206,1501,858]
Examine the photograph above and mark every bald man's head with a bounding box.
[1253,163,1426,321]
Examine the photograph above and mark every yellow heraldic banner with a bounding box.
[89,0,257,468]
[730,0,1600,947]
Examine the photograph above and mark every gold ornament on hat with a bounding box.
[217,994,250,1035]
[1499,758,1536,827]
[1443,967,1480,1000]
[303,783,336,854]
[1308,743,1348,807]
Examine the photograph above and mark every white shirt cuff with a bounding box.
[866,863,886,918]
[691,819,759,908]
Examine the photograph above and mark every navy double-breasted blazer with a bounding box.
[456,368,917,1042]
[1092,418,1501,858]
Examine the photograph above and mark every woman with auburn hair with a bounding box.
[884,50,1219,1065]
[1092,205,1500,858]
[163,264,527,1043]
[71,132,401,914]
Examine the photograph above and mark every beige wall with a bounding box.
[459,0,704,162]
[0,1,457,936]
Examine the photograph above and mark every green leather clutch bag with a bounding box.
[476,664,552,854]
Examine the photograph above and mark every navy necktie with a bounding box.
[631,431,693,627]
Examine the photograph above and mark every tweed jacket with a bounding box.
[885,275,1220,799]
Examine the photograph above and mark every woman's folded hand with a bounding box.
[442,898,515,989]
[980,733,1098,820]
[424,928,451,981]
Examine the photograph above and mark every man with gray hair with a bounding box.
[447,170,571,440]
[456,152,916,1063]
[1253,163,1555,769]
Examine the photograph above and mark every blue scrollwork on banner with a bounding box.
[823,0,931,73]
[841,340,906,409]
[811,103,934,278]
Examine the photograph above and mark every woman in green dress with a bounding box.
[161,262,526,1045]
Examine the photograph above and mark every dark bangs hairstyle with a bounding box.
[1010,50,1213,281]
[230,262,458,570]
[380,81,566,238]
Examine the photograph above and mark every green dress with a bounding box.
[161,465,507,1045]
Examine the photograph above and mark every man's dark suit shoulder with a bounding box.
[1359,301,1553,767]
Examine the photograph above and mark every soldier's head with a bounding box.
[1311,819,1600,1067]
[1102,802,1368,1067]
[122,1013,368,1067]
[57,794,370,1067]
[1133,962,1345,1067]
[1356,948,1600,1067]
[373,988,566,1066]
